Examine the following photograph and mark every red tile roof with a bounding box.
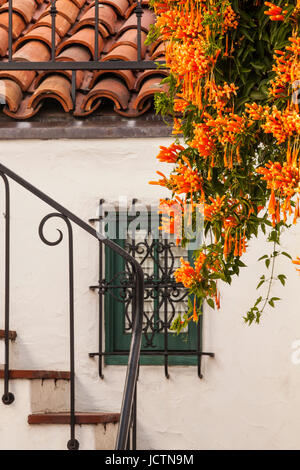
[0,0,168,119]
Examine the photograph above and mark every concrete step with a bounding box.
[27,412,120,449]
[28,412,120,425]
[0,375,120,449]
[0,369,70,413]
[0,369,70,380]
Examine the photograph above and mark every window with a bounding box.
[103,211,202,367]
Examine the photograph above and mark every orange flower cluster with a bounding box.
[254,6,300,244]
[262,107,300,143]
[292,256,300,273]
[151,0,300,317]
[158,197,184,244]
[264,2,287,21]
[169,160,204,200]
[268,37,300,100]
[189,123,215,159]
[150,158,205,202]
[156,143,185,163]
[174,254,207,289]
[189,111,244,169]
[204,195,251,258]
[174,253,221,310]
[223,5,238,32]
[257,156,300,225]
[246,106,300,144]
[153,0,237,109]
[173,97,190,113]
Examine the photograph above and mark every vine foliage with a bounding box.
[147,0,300,330]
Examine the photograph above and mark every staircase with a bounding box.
[0,164,144,450]
[0,350,119,450]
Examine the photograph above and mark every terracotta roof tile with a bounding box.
[0,26,9,56]
[28,74,73,111]
[77,5,118,36]
[41,0,80,24]
[0,78,22,111]
[13,40,50,61]
[83,76,130,111]
[28,13,72,37]
[99,0,129,17]
[0,0,167,120]
[0,69,36,90]
[133,76,168,111]
[117,7,154,35]
[56,27,104,58]
[90,68,135,89]
[14,26,60,52]
[0,12,26,38]
[0,0,37,24]
[109,29,147,58]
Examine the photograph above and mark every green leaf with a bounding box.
[256,280,265,289]
[277,274,286,286]
[254,296,262,307]
[207,298,215,309]
[269,297,281,308]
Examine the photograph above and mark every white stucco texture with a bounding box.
[0,138,300,450]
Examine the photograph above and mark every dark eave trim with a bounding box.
[0,115,173,140]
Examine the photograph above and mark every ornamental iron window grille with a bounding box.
[89,200,214,379]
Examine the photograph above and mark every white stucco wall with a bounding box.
[0,138,300,450]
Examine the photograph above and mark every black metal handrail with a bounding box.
[0,162,144,450]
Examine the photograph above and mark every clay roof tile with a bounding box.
[133,76,168,111]
[0,27,8,56]
[14,26,60,53]
[56,27,104,58]
[40,0,80,24]
[103,43,137,61]
[0,0,37,24]
[0,69,35,91]
[0,12,26,38]
[94,0,130,18]
[28,13,71,38]
[108,29,147,58]
[0,1,167,120]
[0,78,22,112]
[90,68,135,90]
[83,76,130,111]
[13,40,50,62]
[28,74,73,111]
[117,8,155,36]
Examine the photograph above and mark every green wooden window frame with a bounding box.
[104,211,202,366]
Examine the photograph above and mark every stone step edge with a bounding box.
[0,330,17,341]
[0,370,70,380]
[28,412,120,425]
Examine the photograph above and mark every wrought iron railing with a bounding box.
[0,0,166,108]
[0,162,144,450]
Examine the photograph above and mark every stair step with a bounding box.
[28,412,120,425]
[0,330,17,341]
[0,370,70,380]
